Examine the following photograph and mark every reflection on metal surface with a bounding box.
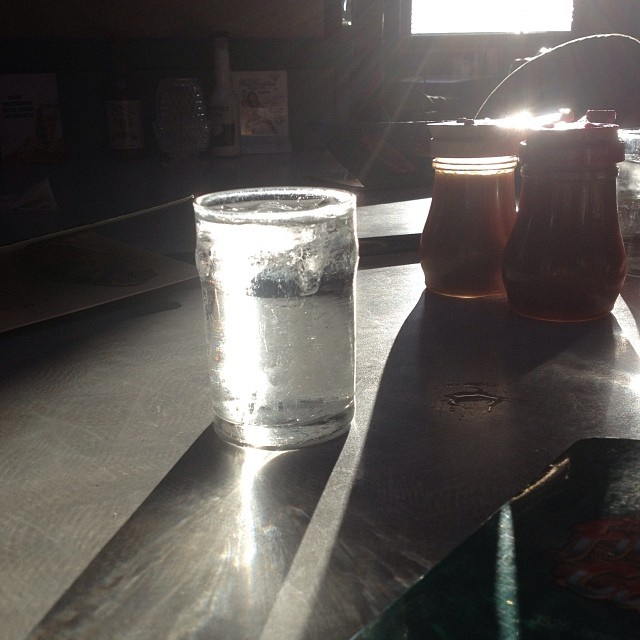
[260,428,367,640]
[495,505,520,639]
[627,372,640,397]
[239,449,286,570]
[614,286,640,357]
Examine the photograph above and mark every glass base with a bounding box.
[212,404,354,450]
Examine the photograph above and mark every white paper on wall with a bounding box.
[0,73,65,164]
[233,70,291,153]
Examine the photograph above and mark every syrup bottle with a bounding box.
[420,120,519,298]
[502,111,626,322]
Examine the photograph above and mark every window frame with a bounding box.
[379,0,576,80]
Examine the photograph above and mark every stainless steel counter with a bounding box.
[4,259,640,639]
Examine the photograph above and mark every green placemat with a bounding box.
[354,438,640,640]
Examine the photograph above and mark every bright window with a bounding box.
[411,0,574,35]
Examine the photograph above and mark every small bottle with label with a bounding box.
[106,40,145,158]
[208,32,240,157]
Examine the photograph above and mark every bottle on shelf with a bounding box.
[208,32,241,157]
[106,39,145,159]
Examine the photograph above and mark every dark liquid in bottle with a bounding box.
[420,168,516,298]
[503,170,626,322]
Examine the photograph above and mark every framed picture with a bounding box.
[0,73,65,164]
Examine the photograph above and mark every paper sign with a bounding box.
[0,73,64,164]
[233,71,291,153]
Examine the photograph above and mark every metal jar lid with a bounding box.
[429,119,522,158]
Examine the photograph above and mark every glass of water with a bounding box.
[193,187,358,449]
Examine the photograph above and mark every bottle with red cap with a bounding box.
[502,111,627,322]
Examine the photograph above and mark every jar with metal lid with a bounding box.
[420,120,519,298]
[502,115,626,322]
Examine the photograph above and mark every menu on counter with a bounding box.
[0,230,197,334]
[233,70,291,154]
[0,74,65,164]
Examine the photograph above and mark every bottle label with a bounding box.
[107,99,144,150]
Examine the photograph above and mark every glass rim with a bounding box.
[193,186,356,225]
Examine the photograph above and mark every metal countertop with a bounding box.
[4,263,640,639]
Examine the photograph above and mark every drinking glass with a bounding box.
[193,187,358,449]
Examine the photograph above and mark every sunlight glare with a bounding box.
[412,0,573,35]
[627,373,640,396]
[238,448,285,569]
[259,430,366,640]
[497,110,533,128]
[215,289,267,424]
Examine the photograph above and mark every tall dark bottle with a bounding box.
[502,113,626,322]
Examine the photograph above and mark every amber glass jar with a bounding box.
[502,121,626,322]
[420,121,519,298]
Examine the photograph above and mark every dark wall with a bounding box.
[0,0,327,38]
[0,0,343,157]
[1,36,347,158]
[1,0,639,159]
